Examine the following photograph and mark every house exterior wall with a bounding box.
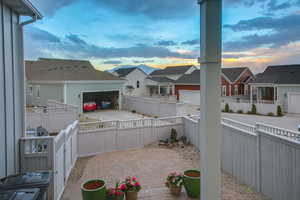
[277,86,300,112]
[26,83,64,106]
[123,69,147,96]
[0,3,24,178]
[65,82,124,112]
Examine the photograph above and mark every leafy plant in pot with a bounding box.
[165,172,183,196]
[120,176,141,200]
[106,182,125,200]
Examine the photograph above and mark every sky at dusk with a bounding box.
[25,0,300,73]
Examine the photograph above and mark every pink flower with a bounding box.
[132,177,137,181]
[134,182,140,187]
[119,184,126,191]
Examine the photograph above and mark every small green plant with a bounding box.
[251,104,257,114]
[229,109,234,113]
[224,103,230,113]
[267,112,274,116]
[132,110,136,113]
[170,128,178,143]
[237,110,244,114]
[277,105,283,116]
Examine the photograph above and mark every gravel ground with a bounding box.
[62,143,269,200]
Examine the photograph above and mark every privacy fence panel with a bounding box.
[259,130,300,200]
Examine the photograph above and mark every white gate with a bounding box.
[288,92,300,114]
[179,90,200,105]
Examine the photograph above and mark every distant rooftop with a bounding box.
[26,58,123,81]
[150,65,195,76]
[222,67,249,83]
[114,67,146,77]
[175,70,200,84]
[250,64,300,85]
[146,76,175,83]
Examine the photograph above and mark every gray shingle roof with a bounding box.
[146,77,175,83]
[175,70,200,84]
[222,67,248,83]
[150,65,194,76]
[115,68,137,77]
[26,58,123,81]
[250,65,300,84]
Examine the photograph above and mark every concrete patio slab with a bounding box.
[62,144,268,200]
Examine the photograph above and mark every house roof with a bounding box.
[115,68,136,77]
[175,70,200,84]
[26,58,123,81]
[150,65,194,76]
[146,77,175,83]
[3,0,42,18]
[250,65,300,85]
[222,67,248,83]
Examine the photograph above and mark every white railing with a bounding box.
[222,118,256,134]
[20,120,79,200]
[257,123,300,141]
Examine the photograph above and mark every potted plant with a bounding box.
[120,176,141,200]
[165,172,183,196]
[106,182,125,200]
[81,179,106,200]
[183,170,200,198]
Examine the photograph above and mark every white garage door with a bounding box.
[179,90,200,105]
[288,92,300,114]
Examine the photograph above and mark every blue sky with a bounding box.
[26,0,300,72]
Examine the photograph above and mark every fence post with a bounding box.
[255,123,261,192]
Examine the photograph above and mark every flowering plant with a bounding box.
[165,172,183,187]
[106,182,124,199]
[119,176,141,192]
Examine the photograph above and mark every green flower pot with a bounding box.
[81,179,106,200]
[183,170,200,198]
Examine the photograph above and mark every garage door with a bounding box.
[288,92,300,114]
[179,90,200,105]
[82,91,119,112]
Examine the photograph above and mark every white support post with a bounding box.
[158,85,161,95]
[118,89,122,110]
[198,0,222,200]
[250,85,252,105]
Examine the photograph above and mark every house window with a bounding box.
[222,85,227,96]
[234,85,238,96]
[29,85,33,96]
[136,81,140,88]
[36,85,40,98]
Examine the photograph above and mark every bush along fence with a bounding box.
[183,116,300,200]
[77,116,184,157]
[20,120,79,200]
[221,101,279,115]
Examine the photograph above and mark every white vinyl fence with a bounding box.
[20,121,79,200]
[221,101,277,115]
[26,100,78,133]
[122,95,185,117]
[183,116,300,200]
[78,117,183,157]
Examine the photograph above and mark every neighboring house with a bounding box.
[249,64,300,113]
[0,0,42,178]
[26,58,125,112]
[112,67,148,96]
[174,67,254,104]
[145,77,175,96]
[149,65,197,80]
[221,67,254,97]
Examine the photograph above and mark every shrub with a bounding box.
[229,109,234,113]
[224,103,230,113]
[237,110,244,114]
[132,110,136,113]
[251,104,257,114]
[170,128,178,143]
[267,112,274,116]
[277,105,283,116]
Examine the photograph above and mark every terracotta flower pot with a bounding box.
[169,184,182,196]
[125,190,138,200]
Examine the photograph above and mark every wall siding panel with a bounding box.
[0,1,23,178]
